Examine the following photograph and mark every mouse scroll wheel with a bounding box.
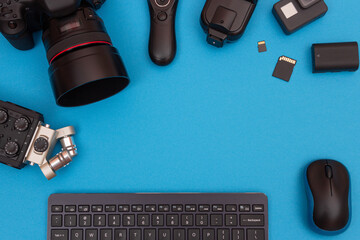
[325,165,333,179]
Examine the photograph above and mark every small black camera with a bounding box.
[273,0,328,34]
[0,100,77,180]
[0,0,129,107]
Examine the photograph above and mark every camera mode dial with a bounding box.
[15,117,29,132]
[4,141,19,156]
[0,110,8,124]
[34,137,49,153]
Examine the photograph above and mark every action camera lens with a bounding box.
[42,7,129,107]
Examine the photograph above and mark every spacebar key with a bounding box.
[51,230,68,240]
[240,215,264,226]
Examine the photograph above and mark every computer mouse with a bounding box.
[305,159,351,234]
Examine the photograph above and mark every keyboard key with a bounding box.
[114,229,126,240]
[71,229,83,240]
[132,205,143,212]
[198,205,210,212]
[79,205,90,212]
[232,229,245,240]
[188,229,200,240]
[174,229,185,240]
[130,229,141,240]
[185,205,196,212]
[217,229,230,240]
[52,205,63,212]
[225,205,237,212]
[252,205,264,212]
[79,215,91,227]
[159,205,170,212]
[203,229,215,240]
[105,205,116,212]
[51,229,68,240]
[239,205,250,212]
[64,215,77,227]
[51,215,62,227]
[152,214,164,226]
[167,214,179,226]
[65,205,76,212]
[240,215,264,226]
[109,214,121,226]
[172,204,183,212]
[92,205,103,212]
[100,229,112,240]
[145,205,156,212]
[181,214,193,226]
[225,214,237,226]
[159,229,171,240]
[144,229,156,240]
[195,214,208,226]
[85,229,97,240]
[210,214,222,226]
[247,229,265,240]
[94,214,106,227]
[212,205,223,212]
[138,214,150,226]
[123,214,135,226]
[118,205,130,212]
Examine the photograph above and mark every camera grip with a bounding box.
[149,17,177,66]
[148,0,178,66]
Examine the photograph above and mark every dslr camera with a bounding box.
[0,100,77,180]
[0,0,129,107]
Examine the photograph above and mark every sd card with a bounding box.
[272,56,297,82]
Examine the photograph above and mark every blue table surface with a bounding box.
[0,1,359,239]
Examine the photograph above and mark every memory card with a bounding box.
[272,56,297,82]
[258,41,267,53]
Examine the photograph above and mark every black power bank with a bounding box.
[273,0,327,34]
[312,42,359,73]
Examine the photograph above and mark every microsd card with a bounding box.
[258,41,267,53]
[272,56,297,82]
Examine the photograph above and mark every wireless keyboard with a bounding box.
[48,193,268,240]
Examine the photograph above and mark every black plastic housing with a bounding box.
[273,0,327,34]
[200,0,257,47]
[0,101,43,169]
[312,42,359,73]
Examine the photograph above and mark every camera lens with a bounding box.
[42,7,129,107]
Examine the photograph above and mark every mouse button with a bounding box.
[325,165,333,179]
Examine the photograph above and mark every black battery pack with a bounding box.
[312,42,359,73]
[273,0,327,34]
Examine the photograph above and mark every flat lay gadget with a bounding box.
[0,101,77,180]
[200,0,257,47]
[148,0,179,66]
[0,0,130,107]
[305,160,351,234]
[273,0,327,34]
[0,0,358,239]
[48,193,269,240]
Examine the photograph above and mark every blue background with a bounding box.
[0,0,359,239]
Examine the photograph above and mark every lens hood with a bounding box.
[49,44,129,107]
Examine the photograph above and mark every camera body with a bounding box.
[0,0,105,50]
[273,0,328,34]
[0,100,77,180]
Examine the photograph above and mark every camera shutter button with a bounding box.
[34,137,49,153]
[5,141,19,156]
[0,110,8,124]
[157,12,168,21]
[15,117,29,131]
